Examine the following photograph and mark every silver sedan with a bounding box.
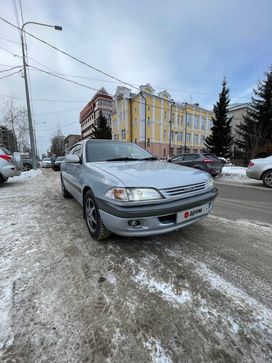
[60,140,218,240]
[246,156,272,188]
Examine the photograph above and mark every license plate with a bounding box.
[177,202,211,223]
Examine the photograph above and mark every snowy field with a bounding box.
[0,169,271,362]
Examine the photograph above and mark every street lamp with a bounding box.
[169,101,175,157]
[21,22,62,169]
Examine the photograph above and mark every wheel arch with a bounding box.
[261,168,272,180]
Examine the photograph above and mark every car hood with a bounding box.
[90,160,209,189]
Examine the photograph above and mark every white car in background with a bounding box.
[42,158,52,168]
[246,156,272,188]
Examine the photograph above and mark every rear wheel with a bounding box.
[262,170,272,188]
[0,174,7,184]
[60,175,72,198]
[84,190,111,240]
[22,163,32,172]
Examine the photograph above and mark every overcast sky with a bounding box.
[0,0,272,155]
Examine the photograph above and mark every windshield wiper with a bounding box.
[105,157,140,161]
[139,157,158,160]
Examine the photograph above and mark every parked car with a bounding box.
[0,145,22,184]
[169,153,223,177]
[42,158,52,168]
[60,140,218,240]
[246,156,272,188]
[52,156,65,171]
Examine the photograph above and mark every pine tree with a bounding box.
[90,110,112,139]
[236,67,272,160]
[204,78,233,157]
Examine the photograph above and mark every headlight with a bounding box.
[105,187,163,201]
[208,177,214,188]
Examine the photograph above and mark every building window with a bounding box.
[201,118,206,130]
[186,133,191,142]
[164,130,167,139]
[164,111,167,120]
[193,134,198,144]
[177,147,182,154]
[147,138,150,147]
[186,114,192,127]
[147,117,151,127]
[200,135,205,143]
[177,132,183,141]
[121,129,126,140]
[177,114,180,125]
[163,148,166,157]
[170,131,174,141]
[194,115,199,129]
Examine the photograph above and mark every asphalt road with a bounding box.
[0,170,271,363]
[214,182,272,225]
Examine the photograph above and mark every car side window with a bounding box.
[183,154,198,161]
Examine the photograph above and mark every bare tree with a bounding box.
[1,98,30,152]
[50,128,65,156]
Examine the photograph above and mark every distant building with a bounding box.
[64,134,81,154]
[79,88,113,139]
[0,125,17,152]
[111,84,214,158]
[228,103,252,156]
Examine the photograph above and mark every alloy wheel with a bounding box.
[264,171,272,187]
[85,197,97,233]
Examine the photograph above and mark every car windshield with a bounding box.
[86,141,156,162]
[44,158,50,161]
[0,146,12,155]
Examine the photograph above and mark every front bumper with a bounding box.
[97,188,218,237]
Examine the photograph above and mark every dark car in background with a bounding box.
[169,153,223,177]
[52,156,65,171]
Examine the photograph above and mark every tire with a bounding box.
[22,163,32,172]
[0,174,7,185]
[84,190,111,241]
[60,175,72,198]
[262,170,272,188]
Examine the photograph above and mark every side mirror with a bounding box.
[65,154,80,163]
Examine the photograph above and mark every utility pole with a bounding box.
[20,22,62,169]
[169,101,175,157]
[140,91,147,149]
[184,103,188,153]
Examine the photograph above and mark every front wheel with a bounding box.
[84,190,111,240]
[262,170,272,188]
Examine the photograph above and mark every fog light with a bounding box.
[128,219,142,228]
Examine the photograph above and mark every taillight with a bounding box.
[203,159,214,163]
[248,161,254,167]
[0,154,12,161]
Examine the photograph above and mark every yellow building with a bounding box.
[111,84,213,158]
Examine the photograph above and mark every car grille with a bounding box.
[161,181,207,197]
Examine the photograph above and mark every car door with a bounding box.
[62,144,83,202]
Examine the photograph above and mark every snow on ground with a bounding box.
[8,169,42,183]
[217,165,264,185]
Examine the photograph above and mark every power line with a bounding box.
[29,65,100,91]
[0,17,140,92]
[0,70,21,80]
[0,65,21,73]
[0,36,20,44]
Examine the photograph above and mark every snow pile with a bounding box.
[219,166,249,181]
[8,169,42,183]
